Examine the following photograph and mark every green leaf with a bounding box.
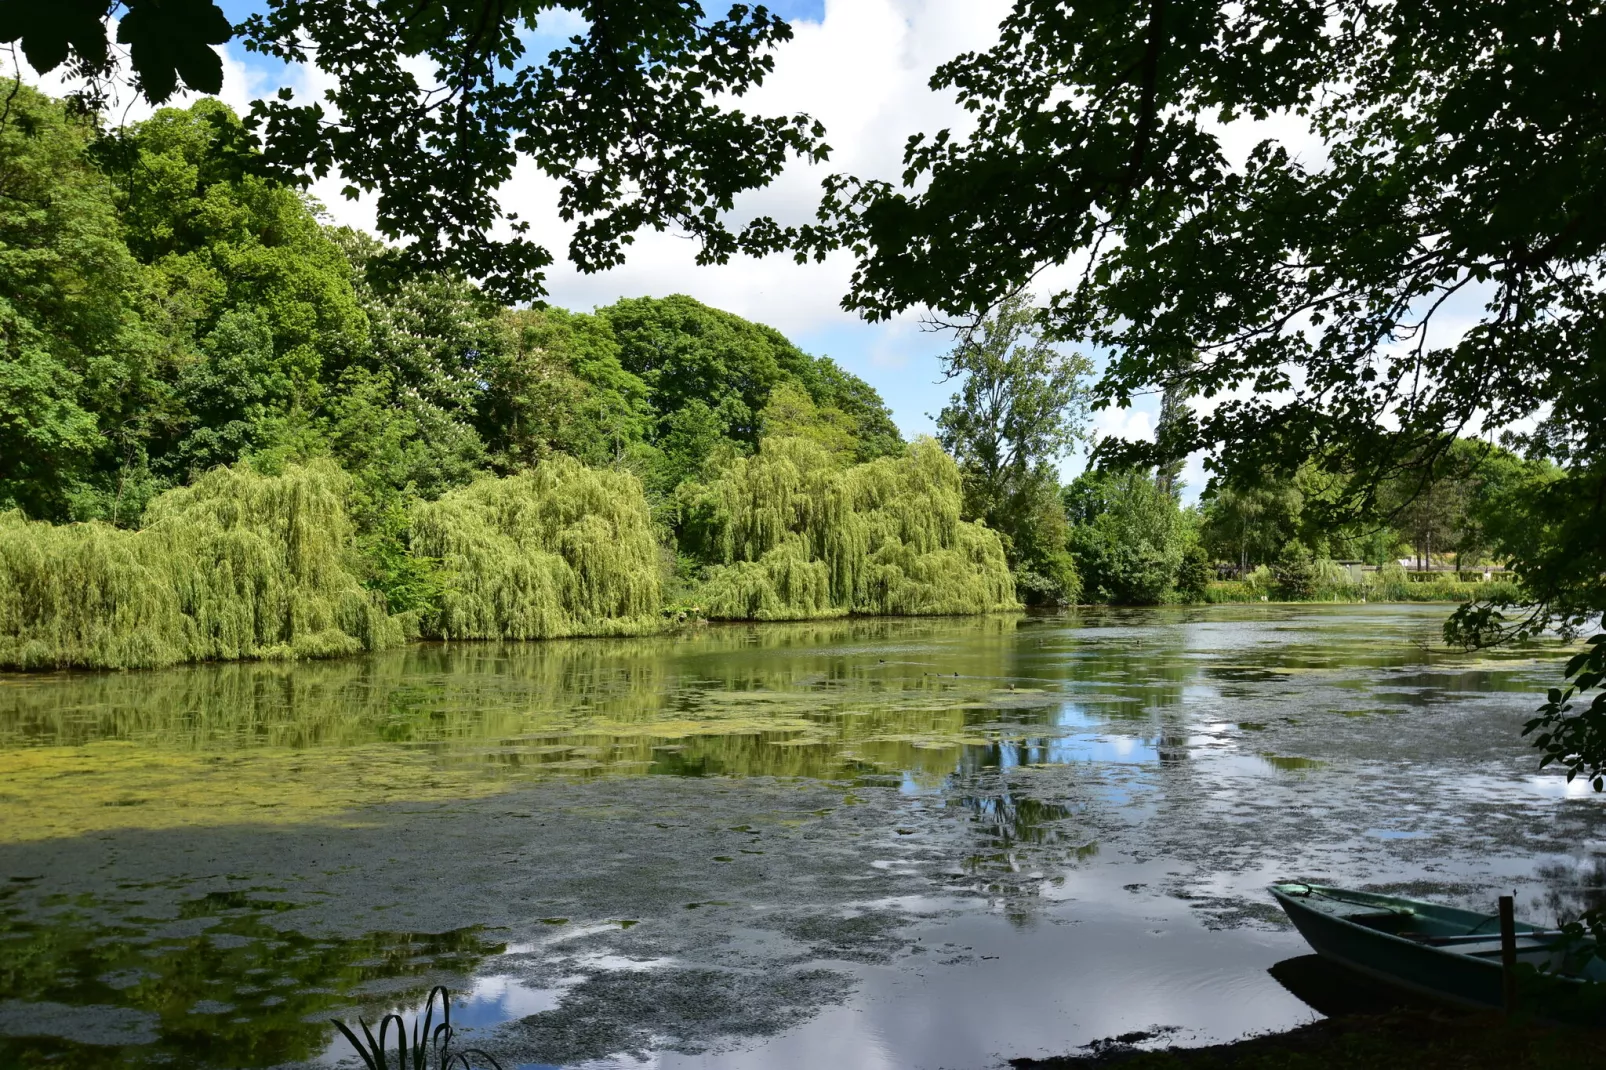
[0,0,108,73]
[117,0,231,103]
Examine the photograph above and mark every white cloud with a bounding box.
[1093,405,1156,445]
[494,0,1012,344]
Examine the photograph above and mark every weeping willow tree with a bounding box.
[410,457,662,639]
[0,463,402,670]
[683,437,1018,620]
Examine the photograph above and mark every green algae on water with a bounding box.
[0,618,1053,841]
[1259,753,1325,773]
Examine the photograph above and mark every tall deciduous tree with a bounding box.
[479,305,652,474]
[1199,480,1304,576]
[935,293,1091,603]
[0,85,161,522]
[1152,381,1190,503]
[601,294,901,495]
[1063,466,1184,605]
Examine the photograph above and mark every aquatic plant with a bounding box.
[334,986,503,1070]
[410,458,663,639]
[684,436,1018,620]
[0,462,401,670]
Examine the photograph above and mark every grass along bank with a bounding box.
[1201,564,1522,607]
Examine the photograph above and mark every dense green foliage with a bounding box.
[411,460,662,640]
[1054,438,1547,608]
[935,294,1090,606]
[1,86,155,522]
[0,88,899,510]
[7,1,827,301]
[0,463,399,669]
[1191,441,1558,583]
[0,86,1030,668]
[0,88,371,525]
[601,294,904,497]
[0,76,1557,672]
[680,437,1018,620]
[1064,467,1191,606]
[478,305,651,474]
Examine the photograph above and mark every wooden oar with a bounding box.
[1413,930,1566,947]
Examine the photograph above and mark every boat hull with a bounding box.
[1270,882,1606,1022]
[1274,886,1505,1009]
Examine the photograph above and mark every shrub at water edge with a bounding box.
[683,437,1019,620]
[410,458,663,639]
[0,463,401,670]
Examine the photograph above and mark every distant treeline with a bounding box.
[1062,439,1552,609]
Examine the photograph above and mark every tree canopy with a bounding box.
[0,85,942,663]
[796,0,1606,780]
[935,293,1091,604]
[2,1,826,301]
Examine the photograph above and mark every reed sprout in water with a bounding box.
[333,985,503,1070]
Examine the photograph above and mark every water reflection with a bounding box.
[0,617,1180,841]
[0,608,1560,844]
[0,886,502,1068]
[0,605,1578,1068]
[1535,853,1606,925]
[1268,954,1429,1018]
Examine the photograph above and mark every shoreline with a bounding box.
[0,600,1505,676]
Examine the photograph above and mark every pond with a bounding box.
[1,604,1601,1068]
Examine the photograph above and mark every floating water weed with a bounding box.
[411,458,662,639]
[0,462,401,669]
[333,986,504,1070]
[685,437,1018,619]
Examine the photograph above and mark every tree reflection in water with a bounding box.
[0,883,502,1069]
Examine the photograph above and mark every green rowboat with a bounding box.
[1270,882,1606,1011]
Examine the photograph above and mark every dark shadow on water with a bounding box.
[1269,954,1435,1018]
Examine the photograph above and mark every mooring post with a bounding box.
[1499,894,1519,1015]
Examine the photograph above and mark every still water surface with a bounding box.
[1,605,1601,1068]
